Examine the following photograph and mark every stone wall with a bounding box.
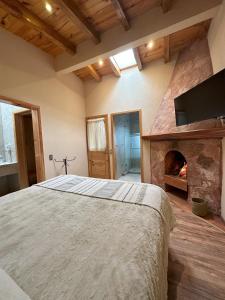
[150,38,223,215]
[151,139,222,215]
[151,38,222,134]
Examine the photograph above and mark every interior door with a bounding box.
[14,109,45,188]
[14,111,30,188]
[86,115,110,179]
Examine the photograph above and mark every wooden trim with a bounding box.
[86,114,107,120]
[142,128,225,141]
[110,110,143,182]
[161,0,172,13]
[139,110,144,182]
[0,0,76,54]
[87,65,102,81]
[133,48,143,71]
[110,115,116,180]
[111,0,130,30]
[109,58,121,77]
[0,95,40,110]
[54,0,100,44]
[0,95,45,183]
[164,36,170,63]
[111,109,142,117]
[31,109,45,183]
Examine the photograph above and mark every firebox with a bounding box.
[164,150,188,196]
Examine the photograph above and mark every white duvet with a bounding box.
[0,177,175,300]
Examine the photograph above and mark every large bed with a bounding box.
[0,175,175,300]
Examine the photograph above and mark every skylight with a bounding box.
[110,49,137,70]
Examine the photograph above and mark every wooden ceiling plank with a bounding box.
[87,65,101,81]
[53,0,100,44]
[133,47,143,71]
[164,35,170,63]
[0,0,76,54]
[109,58,121,77]
[161,0,172,13]
[111,0,130,30]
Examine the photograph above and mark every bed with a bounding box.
[0,175,175,300]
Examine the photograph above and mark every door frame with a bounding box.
[0,95,45,183]
[110,109,143,182]
[86,114,111,178]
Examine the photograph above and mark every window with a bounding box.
[110,49,137,70]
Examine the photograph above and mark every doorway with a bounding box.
[14,110,37,188]
[0,95,45,196]
[86,115,110,179]
[111,110,142,182]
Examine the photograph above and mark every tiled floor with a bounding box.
[118,173,141,182]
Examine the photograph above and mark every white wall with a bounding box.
[208,0,225,220]
[0,29,88,179]
[208,1,225,72]
[85,60,175,182]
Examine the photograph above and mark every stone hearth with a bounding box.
[151,139,222,215]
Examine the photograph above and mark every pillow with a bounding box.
[0,269,31,300]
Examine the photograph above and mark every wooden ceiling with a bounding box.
[0,0,168,56]
[74,19,211,81]
[0,1,211,81]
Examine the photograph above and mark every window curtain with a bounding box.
[87,118,106,151]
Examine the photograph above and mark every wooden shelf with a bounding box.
[142,128,225,141]
[164,174,188,192]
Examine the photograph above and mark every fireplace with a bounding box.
[150,139,222,215]
[164,150,188,196]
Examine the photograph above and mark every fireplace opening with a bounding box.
[164,150,188,198]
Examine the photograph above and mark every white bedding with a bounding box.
[0,176,175,300]
[0,269,31,300]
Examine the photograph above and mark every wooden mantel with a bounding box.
[142,127,225,141]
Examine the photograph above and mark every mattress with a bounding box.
[0,175,175,300]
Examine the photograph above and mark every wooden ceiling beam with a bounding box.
[133,48,143,71]
[0,0,76,55]
[111,0,130,30]
[164,35,170,63]
[54,0,100,44]
[87,65,101,81]
[109,58,121,77]
[161,0,172,13]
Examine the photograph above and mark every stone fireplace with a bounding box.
[151,139,222,215]
[147,38,224,216]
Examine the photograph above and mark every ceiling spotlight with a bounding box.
[98,59,104,66]
[45,2,53,13]
[147,40,154,49]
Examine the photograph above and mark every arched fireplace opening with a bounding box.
[164,150,188,198]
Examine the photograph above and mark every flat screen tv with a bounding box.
[174,68,225,126]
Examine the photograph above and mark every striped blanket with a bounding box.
[37,175,148,203]
[37,175,174,229]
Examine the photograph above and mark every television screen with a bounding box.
[174,68,225,126]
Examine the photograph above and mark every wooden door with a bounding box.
[14,111,29,188]
[86,115,110,179]
[14,109,45,188]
